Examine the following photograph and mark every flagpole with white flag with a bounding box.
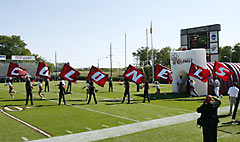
[150,21,154,83]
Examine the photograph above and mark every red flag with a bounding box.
[59,64,80,83]
[87,66,108,87]
[36,62,50,79]
[188,63,210,82]
[154,64,172,83]
[213,61,233,81]
[7,62,27,78]
[123,65,145,84]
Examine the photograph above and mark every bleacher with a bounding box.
[0,62,38,82]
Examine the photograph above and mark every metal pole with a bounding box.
[125,33,127,68]
[110,43,112,77]
[150,21,154,83]
[146,28,148,66]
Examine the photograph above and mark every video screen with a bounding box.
[189,32,207,49]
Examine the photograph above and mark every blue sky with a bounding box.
[0,0,239,68]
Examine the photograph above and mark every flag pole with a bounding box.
[110,43,113,77]
[125,33,127,68]
[150,21,154,83]
[146,28,148,66]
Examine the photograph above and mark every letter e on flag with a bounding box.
[154,64,172,83]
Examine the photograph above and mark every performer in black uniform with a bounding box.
[66,81,72,93]
[143,81,150,103]
[197,95,221,142]
[87,81,98,104]
[108,77,113,92]
[44,78,50,92]
[122,79,130,104]
[25,76,34,105]
[57,79,66,105]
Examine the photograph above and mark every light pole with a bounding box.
[98,57,108,68]
[223,56,231,62]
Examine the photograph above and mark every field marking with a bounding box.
[141,103,194,112]
[66,130,73,134]
[85,127,92,131]
[118,122,125,125]
[22,137,28,141]
[102,124,109,128]
[0,87,139,123]
[28,106,232,142]
[0,109,52,138]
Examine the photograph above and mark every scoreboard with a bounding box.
[181,24,221,62]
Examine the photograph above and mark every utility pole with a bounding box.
[110,43,113,77]
[150,21,154,83]
[125,33,127,68]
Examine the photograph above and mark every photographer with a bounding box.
[197,95,221,142]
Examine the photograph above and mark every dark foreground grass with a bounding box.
[0,81,239,142]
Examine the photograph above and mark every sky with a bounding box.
[0,0,240,68]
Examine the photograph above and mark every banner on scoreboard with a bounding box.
[11,55,35,61]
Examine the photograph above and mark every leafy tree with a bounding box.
[0,35,54,72]
[156,46,172,67]
[219,46,231,62]
[0,35,30,59]
[232,43,240,63]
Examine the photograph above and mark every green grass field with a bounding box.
[0,81,240,142]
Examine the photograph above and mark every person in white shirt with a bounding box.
[227,82,239,116]
[210,77,222,98]
[177,76,183,93]
[4,77,16,99]
[33,79,44,99]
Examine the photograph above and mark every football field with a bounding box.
[0,81,240,142]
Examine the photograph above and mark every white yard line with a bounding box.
[0,109,52,138]
[0,87,139,123]
[22,137,28,141]
[85,127,92,131]
[66,130,73,134]
[141,103,194,112]
[29,106,231,142]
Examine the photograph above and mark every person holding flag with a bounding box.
[44,78,50,92]
[4,77,16,99]
[33,79,45,99]
[154,81,161,95]
[25,76,34,105]
[122,78,130,104]
[143,81,150,103]
[87,81,98,104]
[56,78,66,105]
[189,79,199,97]
[82,79,90,101]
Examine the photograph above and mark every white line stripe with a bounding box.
[0,109,51,138]
[141,103,194,112]
[118,122,125,125]
[66,130,73,134]
[29,106,232,142]
[22,137,28,141]
[102,124,109,128]
[85,127,92,131]
[0,88,139,123]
